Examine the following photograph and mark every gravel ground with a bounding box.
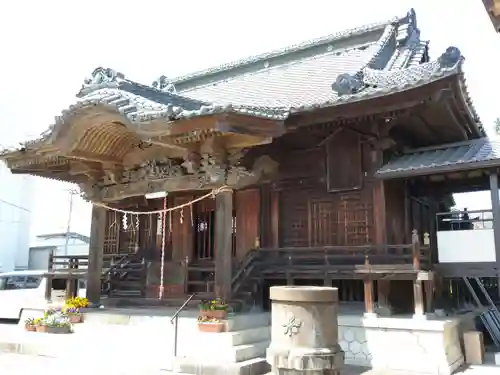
[2,352,500,375]
[0,353,175,375]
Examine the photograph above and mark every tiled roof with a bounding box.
[174,13,429,108]
[375,138,500,178]
[66,9,476,122]
[1,8,483,153]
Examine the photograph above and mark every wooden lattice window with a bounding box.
[308,194,371,246]
[119,213,140,254]
[104,211,120,254]
[308,200,338,246]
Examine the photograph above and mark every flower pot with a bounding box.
[69,314,82,323]
[36,325,48,333]
[199,309,227,319]
[24,325,36,332]
[198,322,225,333]
[47,326,71,334]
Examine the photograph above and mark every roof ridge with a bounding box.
[170,10,413,86]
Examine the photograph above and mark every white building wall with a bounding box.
[29,236,90,270]
[0,163,34,272]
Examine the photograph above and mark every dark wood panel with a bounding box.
[172,194,194,261]
[235,188,260,260]
[326,129,363,192]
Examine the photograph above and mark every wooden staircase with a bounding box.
[101,253,146,298]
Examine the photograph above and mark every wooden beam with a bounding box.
[215,189,233,301]
[86,205,106,306]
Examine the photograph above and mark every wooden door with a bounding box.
[235,189,260,261]
[172,195,194,261]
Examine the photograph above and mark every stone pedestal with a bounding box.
[266,286,344,375]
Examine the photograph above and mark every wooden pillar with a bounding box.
[424,279,435,313]
[372,145,391,315]
[412,229,425,317]
[413,280,425,317]
[86,206,106,307]
[489,173,500,299]
[364,279,375,316]
[215,189,233,301]
[364,256,375,316]
[372,179,387,244]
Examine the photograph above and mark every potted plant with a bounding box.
[44,314,72,334]
[24,318,36,332]
[199,298,228,319]
[62,305,82,323]
[66,297,89,309]
[197,316,225,333]
[35,317,48,333]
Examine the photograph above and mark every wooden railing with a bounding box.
[255,243,430,270]
[228,230,430,305]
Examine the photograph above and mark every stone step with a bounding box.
[174,356,270,375]
[180,339,269,363]
[78,310,270,332]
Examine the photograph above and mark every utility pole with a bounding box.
[64,189,78,256]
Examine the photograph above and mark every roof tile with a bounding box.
[376,138,500,178]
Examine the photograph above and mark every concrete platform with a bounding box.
[9,307,272,375]
[5,306,493,375]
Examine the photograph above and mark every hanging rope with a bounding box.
[92,186,232,215]
[158,196,168,300]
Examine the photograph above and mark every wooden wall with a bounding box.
[270,127,375,247]
[99,122,438,263]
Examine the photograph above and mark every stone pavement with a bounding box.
[0,353,499,375]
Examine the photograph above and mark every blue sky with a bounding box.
[0,0,498,236]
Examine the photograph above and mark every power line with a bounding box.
[0,199,31,212]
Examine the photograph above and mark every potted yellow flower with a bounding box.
[198,298,228,320]
[24,318,36,332]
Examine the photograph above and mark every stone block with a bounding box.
[463,331,485,365]
[266,286,344,375]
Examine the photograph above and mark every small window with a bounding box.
[25,276,42,289]
[0,276,26,290]
[51,278,66,291]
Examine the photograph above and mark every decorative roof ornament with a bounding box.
[438,47,462,69]
[152,75,176,93]
[331,73,364,95]
[83,67,124,88]
[407,8,417,31]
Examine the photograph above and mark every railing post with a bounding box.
[45,251,54,303]
[183,256,189,294]
[412,229,421,270]
[411,230,425,318]
[173,315,179,357]
[65,258,74,299]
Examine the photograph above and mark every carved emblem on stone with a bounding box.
[282,316,302,337]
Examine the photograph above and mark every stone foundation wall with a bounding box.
[338,314,467,375]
